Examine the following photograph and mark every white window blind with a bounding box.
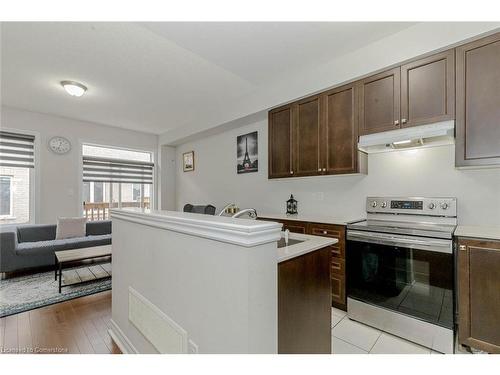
[82,156,154,184]
[0,131,35,168]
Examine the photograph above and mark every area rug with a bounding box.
[0,264,112,318]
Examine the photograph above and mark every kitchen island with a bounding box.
[109,208,336,354]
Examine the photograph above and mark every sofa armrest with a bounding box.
[0,229,19,272]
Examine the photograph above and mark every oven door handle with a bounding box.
[347,230,452,254]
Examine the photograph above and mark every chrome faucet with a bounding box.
[218,203,236,216]
[232,208,258,219]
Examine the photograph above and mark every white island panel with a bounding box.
[109,208,281,354]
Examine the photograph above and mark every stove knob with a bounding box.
[440,202,449,210]
[428,203,435,209]
[371,201,377,208]
[381,202,387,208]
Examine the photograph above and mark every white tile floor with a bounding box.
[331,307,434,354]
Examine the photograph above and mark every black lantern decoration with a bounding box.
[286,194,298,215]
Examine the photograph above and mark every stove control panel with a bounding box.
[390,200,423,210]
[366,197,457,217]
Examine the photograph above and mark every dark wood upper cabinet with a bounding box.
[401,50,455,128]
[360,50,455,135]
[268,88,363,179]
[359,67,401,135]
[322,83,359,174]
[269,33,500,175]
[458,238,500,353]
[455,32,500,167]
[268,105,293,178]
[293,96,322,177]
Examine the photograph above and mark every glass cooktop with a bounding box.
[347,219,456,239]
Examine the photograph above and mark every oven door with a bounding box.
[346,230,454,329]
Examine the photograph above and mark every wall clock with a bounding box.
[48,136,72,154]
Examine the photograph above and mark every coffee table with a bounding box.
[55,245,112,293]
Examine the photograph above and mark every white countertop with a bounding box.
[110,208,338,259]
[455,225,500,241]
[277,232,338,263]
[110,208,281,247]
[259,212,362,226]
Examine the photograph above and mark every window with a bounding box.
[132,184,141,201]
[94,182,104,202]
[83,181,90,203]
[0,131,35,224]
[0,176,13,216]
[82,144,153,221]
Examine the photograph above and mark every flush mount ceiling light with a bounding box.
[60,81,87,97]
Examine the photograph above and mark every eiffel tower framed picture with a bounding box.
[237,131,258,174]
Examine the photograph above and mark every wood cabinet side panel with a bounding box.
[278,247,332,353]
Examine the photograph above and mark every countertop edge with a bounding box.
[277,232,338,263]
[111,208,282,247]
[259,213,363,226]
[454,225,500,241]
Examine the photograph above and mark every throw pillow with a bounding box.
[56,217,87,240]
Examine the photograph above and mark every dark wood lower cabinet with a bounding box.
[259,217,347,311]
[309,222,346,310]
[278,247,331,354]
[331,274,345,308]
[458,237,500,353]
[281,219,308,234]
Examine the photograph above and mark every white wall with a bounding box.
[176,120,500,226]
[159,145,176,210]
[0,106,158,224]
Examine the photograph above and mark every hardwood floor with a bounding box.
[0,291,120,354]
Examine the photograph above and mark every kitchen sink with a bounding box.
[277,237,304,248]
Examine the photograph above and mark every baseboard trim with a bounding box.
[109,319,138,354]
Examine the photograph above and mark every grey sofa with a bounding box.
[0,220,111,274]
[183,204,216,215]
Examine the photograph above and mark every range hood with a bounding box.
[358,121,455,154]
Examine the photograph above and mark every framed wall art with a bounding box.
[183,151,195,172]
[237,131,258,174]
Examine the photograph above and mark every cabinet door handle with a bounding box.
[459,245,467,251]
[401,118,407,124]
[323,230,328,234]
[394,120,399,126]
[322,168,326,172]
[290,171,294,175]
[318,168,322,172]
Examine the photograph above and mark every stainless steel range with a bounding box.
[346,197,457,353]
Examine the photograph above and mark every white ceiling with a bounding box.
[1,22,415,135]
